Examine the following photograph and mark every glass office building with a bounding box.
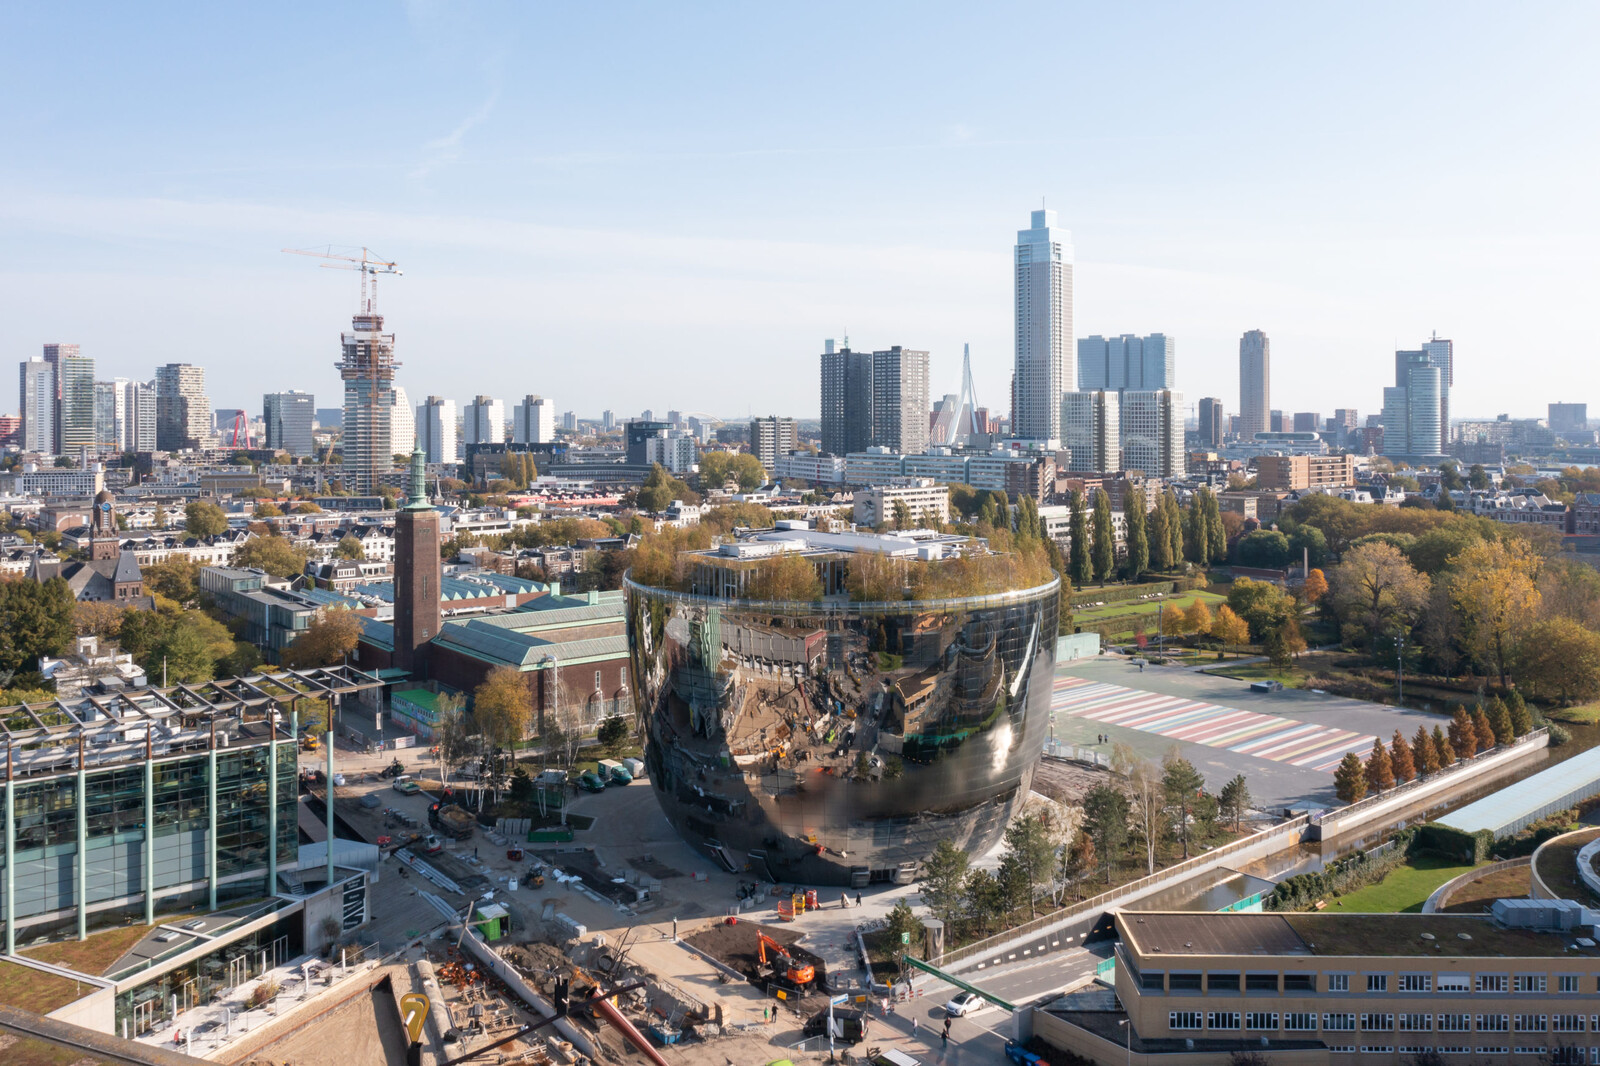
[625,528,1060,886]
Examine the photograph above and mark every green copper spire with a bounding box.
[404,446,431,510]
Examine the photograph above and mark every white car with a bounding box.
[943,991,983,1017]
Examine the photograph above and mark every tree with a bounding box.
[335,535,365,560]
[1160,602,1187,638]
[1433,724,1456,767]
[1510,614,1600,704]
[217,641,263,678]
[143,557,202,605]
[920,840,971,924]
[1507,689,1533,737]
[1334,752,1368,803]
[1162,491,1184,567]
[1161,754,1206,860]
[1062,830,1095,886]
[596,715,629,752]
[745,555,822,601]
[1182,598,1212,637]
[697,451,766,492]
[255,502,283,518]
[637,463,699,512]
[1413,725,1440,775]
[1302,568,1328,605]
[1126,757,1165,875]
[1364,738,1395,792]
[1090,489,1115,584]
[283,606,362,668]
[74,600,129,638]
[294,501,323,514]
[884,898,921,963]
[233,535,310,579]
[961,870,1003,935]
[1001,813,1057,919]
[892,499,913,531]
[1148,493,1172,572]
[1472,707,1496,753]
[1235,529,1291,569]
[1203,488,1228,565]
[1068,492,1092,588]
[1487,696,1514,745]
[1218,774,1252,832]
[1210,604,1251,646]
[1448,706,1478,760]
[1448,538,1542,687]
[184,500,229,537]
[1227,578,1296,642]
[1390,729,1416,783]
[1264,627,1293,671]
[433,692,472,776]
[1327,542,1431,651]
[1124,494,1149,577]
[1185,496,1208,564]
[0,577,78,674]
[1287,524,1330,570]
[473,666,532,751]
[1082,784,1130,884]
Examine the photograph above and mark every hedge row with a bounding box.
[1068,581,1175,608]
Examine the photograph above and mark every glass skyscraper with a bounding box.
[1013,209,1073,442]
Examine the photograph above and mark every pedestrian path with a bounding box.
[1053,675,1376,773]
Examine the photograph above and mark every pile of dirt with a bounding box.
[1031,756,1123,805]
[502,941,574,979]
[683,921,830,1009]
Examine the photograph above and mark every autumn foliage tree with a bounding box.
[1447,538,1542,687]
[1209,605,1250,646]
[283,607,362,668]
[1389,730,1416,784]
[1413,725,1440,775]
[1302,568,1328,604]
[473,665,533,751]
[1433,724,1456,767]
[1447,706,1478,760]
[1364,738,1395,792]
[1183,598,1213,636]
[1472,707,1496,752]
[745,555,823,602]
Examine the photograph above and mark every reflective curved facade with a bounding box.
[625,576,1060,886]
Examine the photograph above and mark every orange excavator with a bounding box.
[757,931,815,992]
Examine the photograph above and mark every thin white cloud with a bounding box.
[410,89,501,182]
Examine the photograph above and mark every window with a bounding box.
[1328,973,1351,993]
[1169,972,1202,992]
[1246,972,1279,993]
[1513,1015,1548,1033]
[1400,974,1433,993]
[1437,974,1470,993]
[1400,1049,1432,1057]
[1284,1013,1317,1032]
[1554,1015,1587,1033]
[1400,1014,1432,1032]
[594,670,603,691]
[1328,1047,1356,1055]
[1141,970,1165,992]
[1324,1014,1356,1032]
[1283,973,1315,993]
[1360,1047,1394,1055]
[1478,975,1509,993]
[1169,1012,1202,1031]
[1361,1013,1394,1032]
[1207,1012,1240,1031]
[1515,975,1548,994]
[1478,1014,1510,1032]
[1437,1014,1472,1032]
[1207,972,1240,994]
[1367,974,1390,993]
[1561,975,1582,994]
[1246,1012,1278,1031]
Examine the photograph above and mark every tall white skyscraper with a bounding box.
[513,395,555,444]
[870,346,930,454]
[417,396,458,464]
[1121,390,1186,478]
[389,385,416,457]
[1013,209,1073,442]
[1061,390,1120,473]
[20,357,57,454]
[463,396,506,448]
[1386,349,1444,458]
[1238,330,1271,439]
[126,380,157,452]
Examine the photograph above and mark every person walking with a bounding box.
[912,1016,919,1037]
[942,1018,951,1046]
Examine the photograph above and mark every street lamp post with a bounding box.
[1396,631,1405,706]
[1118,1018,1132,1066]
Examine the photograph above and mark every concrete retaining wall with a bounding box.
[1310,733,1548,841]
[1421,857,1530,913]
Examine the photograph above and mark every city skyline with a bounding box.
[2,6,1595,421]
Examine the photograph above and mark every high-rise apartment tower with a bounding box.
[1238,330,1271,439]
[1013,210,1073,442]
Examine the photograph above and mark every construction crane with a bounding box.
[281,245,402,316]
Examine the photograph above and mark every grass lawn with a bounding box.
[0,960,94,1014]
[1204,662,1301,686]
[1326,855,1479,914]
[21,921,161,976]
[1072,590,1224,624]
[1550,703,1600,725]
[0,1029,111,1066]
[1533,828,1600,904]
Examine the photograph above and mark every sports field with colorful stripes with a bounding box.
[1053,674,1378,773]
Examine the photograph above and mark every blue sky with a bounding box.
[2,3,1596,423]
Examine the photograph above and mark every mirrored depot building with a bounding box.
[626,523,1059,887]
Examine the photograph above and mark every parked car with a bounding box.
[1250,680,1284,693]
[392,776,421,794]
[943,991,984,1017]
[578,770,607,793]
